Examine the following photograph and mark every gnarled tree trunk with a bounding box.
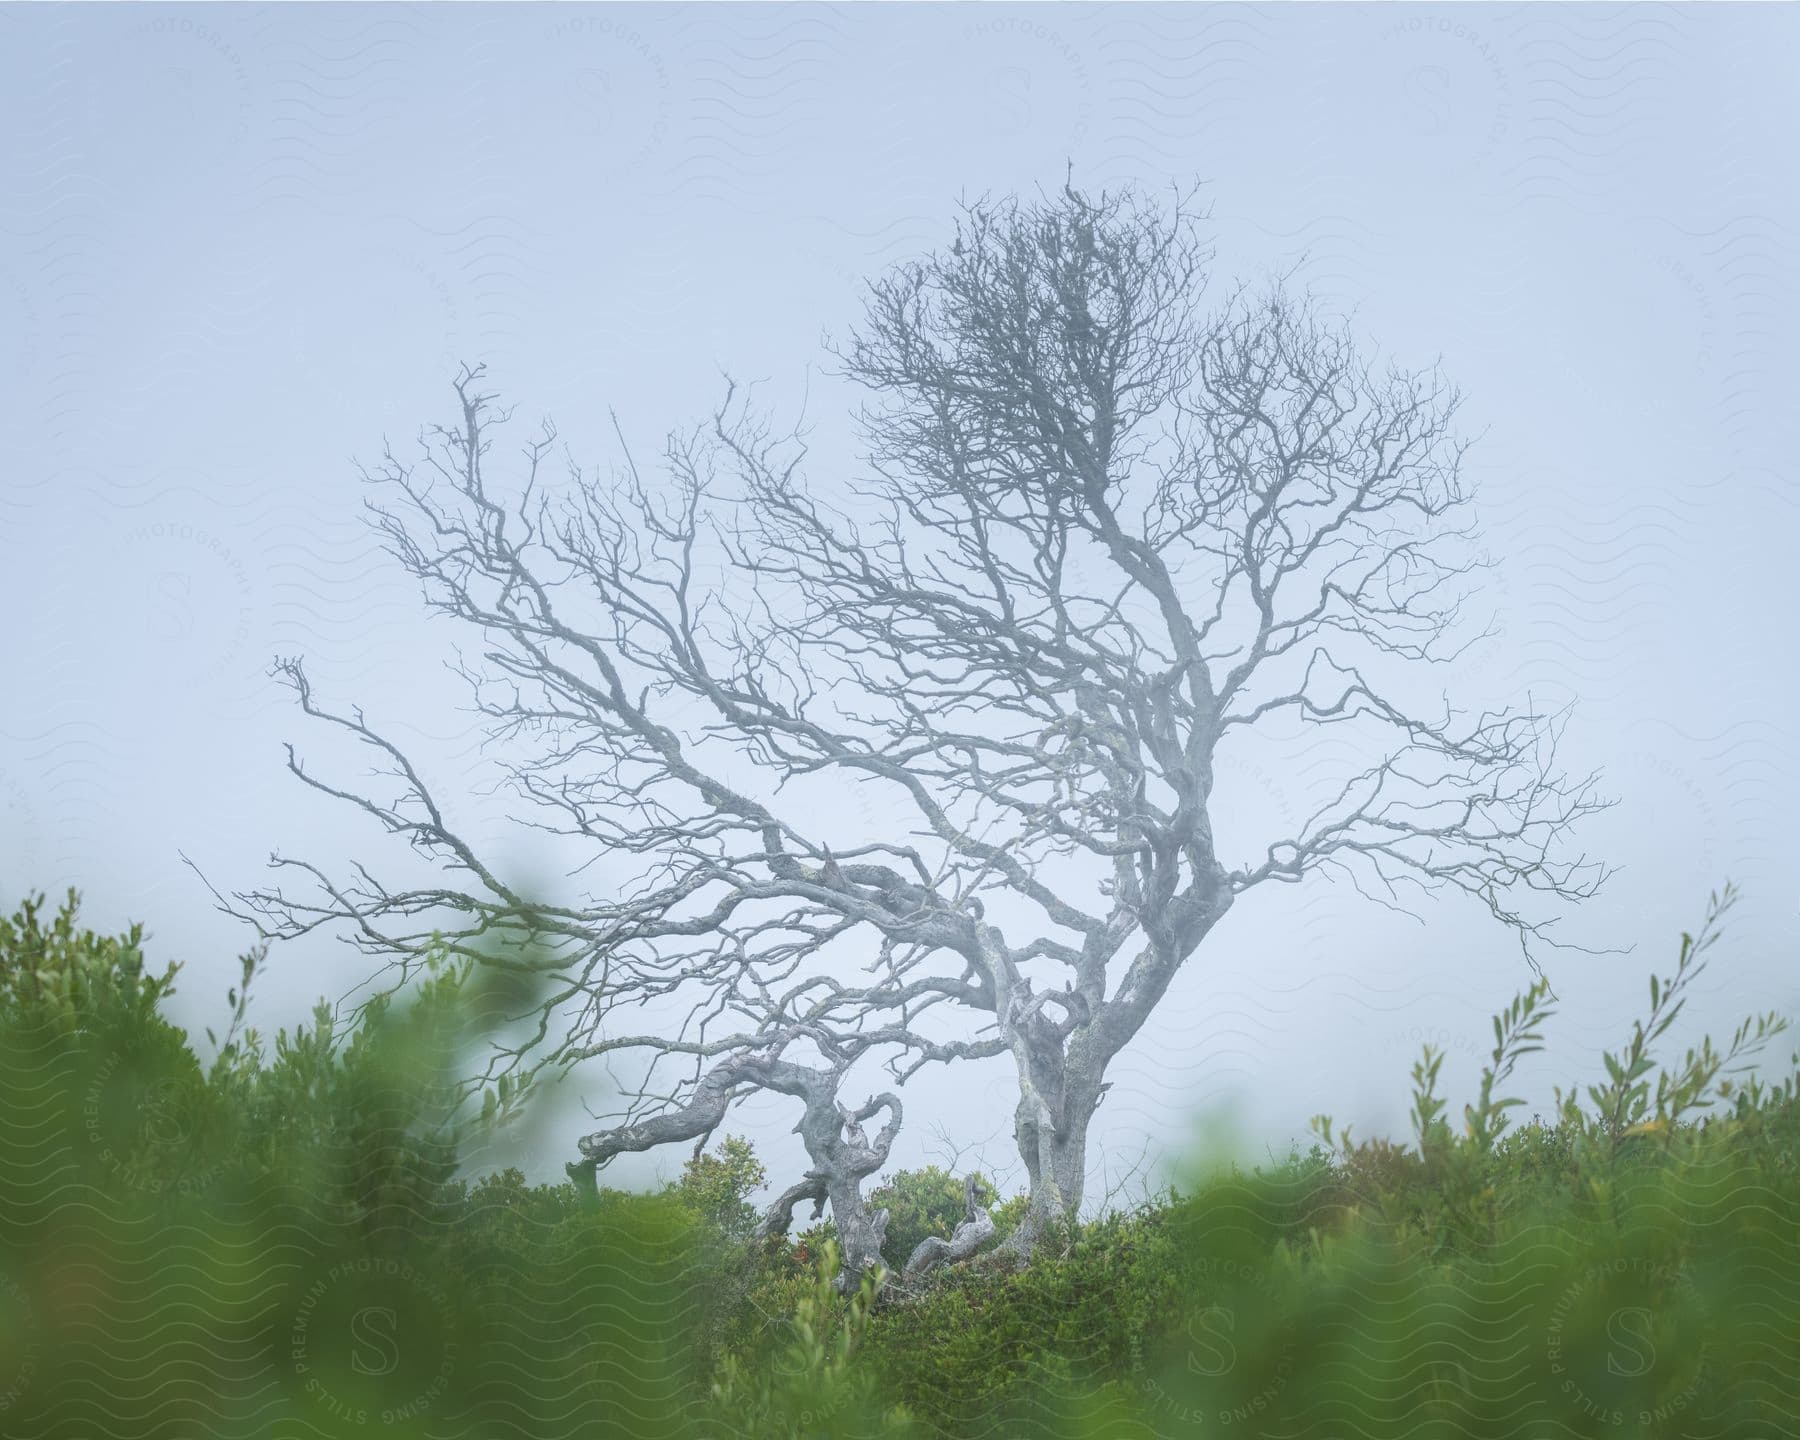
[573,1048,901,1288]
[788,1088,901,1285]
[903,1173,997,1283]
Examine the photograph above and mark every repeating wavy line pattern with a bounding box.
[0,989,724,1439]
[2,6,1796,1347]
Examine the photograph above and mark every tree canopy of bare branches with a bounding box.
[218,183,1607,1276]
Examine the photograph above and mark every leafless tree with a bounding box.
[217,183,1606,1268]
[561,986,928,1274]
[584,1040,903,1282]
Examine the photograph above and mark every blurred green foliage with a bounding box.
[0,890,711,1439]
[711,1240,907,1439]
[3,886,1799,1438]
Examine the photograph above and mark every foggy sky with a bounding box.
[3,4,1796,1199]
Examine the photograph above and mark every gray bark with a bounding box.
[230,185,1610,1280]
[903,1173,997,1282]
[573,1050,901,1287]
[756,1174,828,1240]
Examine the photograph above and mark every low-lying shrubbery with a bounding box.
[2,887,1797,1437]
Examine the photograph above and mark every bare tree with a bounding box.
[218,182,1606,1266]
[582,1042,903,1282]
[566,999,915,1285]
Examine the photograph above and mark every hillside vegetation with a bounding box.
[1,888,1796,1438]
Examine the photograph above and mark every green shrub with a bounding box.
[865,1164,1000,1267]
[6,885,1800,1438]
[0,891,712,1439]
[675,1134,767,1241]
[709,1241,911,1437]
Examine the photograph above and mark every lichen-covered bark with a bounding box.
[792,1088,902,1284]
[994,877,1236,1258]
[903,1174,996,1282]
[574,1051,901,1288]
[757,1174,829,1240]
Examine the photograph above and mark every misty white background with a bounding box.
[2,5,1796,1199]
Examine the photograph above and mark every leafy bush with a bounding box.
[0,891,712,1439]
[5,886,1800,1438]
[710,1241,910,1437]
[859,1205,1184,1428]
[865,1165,1000,1268]
[675,1134,767,1241]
